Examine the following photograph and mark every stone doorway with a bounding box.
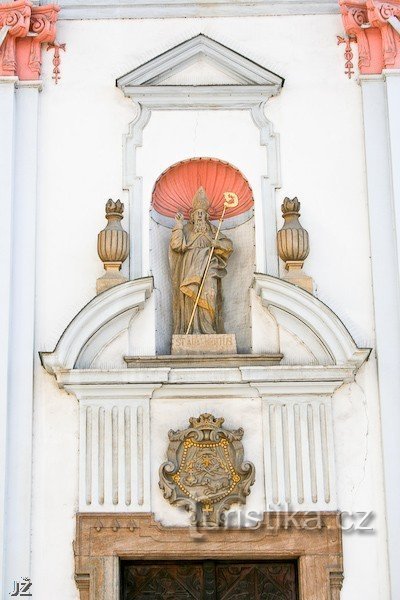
[120,560,298,600]
[74,512,343,600]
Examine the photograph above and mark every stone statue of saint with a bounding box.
[169,187,233,335]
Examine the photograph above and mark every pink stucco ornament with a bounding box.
[152,157,254,221]
[0,0,31,76]
[339,0,400,73]
[0,0,59,79]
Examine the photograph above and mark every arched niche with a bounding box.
[149,157,255,354]
[117,34,284,281]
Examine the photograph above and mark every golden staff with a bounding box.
[186,192,239,335]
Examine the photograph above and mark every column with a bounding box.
[360,73,400,600]
[0,75,17,596]
[384,69,400,276]
[3,80,41,598]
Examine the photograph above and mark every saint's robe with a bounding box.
[169,221,233,334]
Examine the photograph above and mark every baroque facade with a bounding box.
[1,0,399,599]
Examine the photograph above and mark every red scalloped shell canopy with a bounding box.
[152,158,254,220]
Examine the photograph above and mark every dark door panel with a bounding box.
[122,562,204,599]
[216,562,297,600]
[121,560,298,600]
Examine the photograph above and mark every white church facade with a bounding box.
[1,1,400,598]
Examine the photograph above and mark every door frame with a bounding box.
[74,512,343,600]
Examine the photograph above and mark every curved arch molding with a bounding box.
[40,277,153,375]
[40,273,369,378]
[253,274,370,367]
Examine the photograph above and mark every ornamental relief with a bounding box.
[159,413,255,527]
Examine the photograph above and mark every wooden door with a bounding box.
[121,560,298,600]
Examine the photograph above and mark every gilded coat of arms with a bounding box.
[159,413,255,526]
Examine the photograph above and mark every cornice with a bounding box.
[55,364,357,396]
[121,85,281,110]
[117,34,284,110]
[50,0,339,20]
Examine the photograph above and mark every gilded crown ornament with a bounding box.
[189,413,225,429]
[96,199,129,294]
[277,197,313,294]
[159,413,255,527]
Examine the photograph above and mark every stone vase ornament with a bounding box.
[277,197,313,293]
[96,199,129,294]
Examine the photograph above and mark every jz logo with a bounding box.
[9,578,32,597]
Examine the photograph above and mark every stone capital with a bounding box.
[367,0,400,67]
[0,0,32,76]
[29,4,59,44]
[0,1,60,79]
[0,0,31,38]
[16,4,60,80]
[339,0,400,72]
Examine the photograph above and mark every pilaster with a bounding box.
[383,69,400,277]
[0,0,59,592]
[340,3,400,595]
[0,74,17,593]
[2,79,42,597]
[359,73,400,600]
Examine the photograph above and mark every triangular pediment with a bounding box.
[158,56,241,86]
[117,34,284,88]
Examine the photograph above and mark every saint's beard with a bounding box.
[193,219,209,234]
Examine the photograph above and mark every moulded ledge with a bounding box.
[124,354,284,368]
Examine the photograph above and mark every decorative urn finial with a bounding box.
[96,199,129,294]
[277,197,313,293]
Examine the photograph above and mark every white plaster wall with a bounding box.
[31,372,79,600]
[332,359,389,600]
[32,13,387,600]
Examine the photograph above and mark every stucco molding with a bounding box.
[122,103,151,279]
[253,273,371,367]
[117,34,283,89]
[0,0,31,77]
[251,103,281,274]
[0,0,59,79]
[55,366,357,395]
[40,277,153,375]
[118,35,284,277]
[51,0,340,20]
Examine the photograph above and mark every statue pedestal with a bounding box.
[171,334,237,355]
